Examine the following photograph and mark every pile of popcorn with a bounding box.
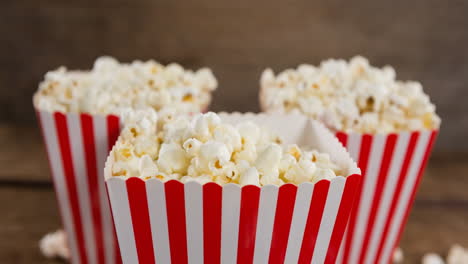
[260,56,441,133]
[422,245,468,264]
[110,111,343,186]
[34,56,217,115]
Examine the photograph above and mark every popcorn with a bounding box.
[34,56,217,115]
[447,244,468,264]
[240,167,260,186]
[393,247,404,263]
[110,112,344,186]
[40,230,70,260]
[422,253,445,264]
[260,56,440,133]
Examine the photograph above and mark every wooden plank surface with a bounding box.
[0,0,468,152]
[0,126,467,263]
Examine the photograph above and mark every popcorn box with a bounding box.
[36,109,123,264]
[335,130,438,264]
[105,113,362,264]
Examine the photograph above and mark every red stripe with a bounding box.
[336,132,348,147]
[80,114,106,264]
[268,184,297,264]
[358,134,397,264]
[324,174,362,264]
[374,132,420,262]
[126,178,156,264]
[203,183,222,264]
[236,185,261,264]
[342,134,373,263]
[37,111,76,259]
[107,115,120,152]
[165,180,189,264]
[54,112,88,264]
[298,180,330,264]
[106,114,122,263]
[391,131,438,257]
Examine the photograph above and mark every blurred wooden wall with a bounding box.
[1,0,467,152]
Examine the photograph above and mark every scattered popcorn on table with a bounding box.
[39,229,70,260]
[447,244,468,264]
[260,56,440,133]
[422,253,445,264]
[34,56,217,115]
[393,247,404,263]
[110,112,344,186]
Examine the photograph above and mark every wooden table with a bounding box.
[1,125,467,263]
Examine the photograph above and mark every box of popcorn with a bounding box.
[259,56,440,264]
[33,57,217,264]
[105,112,361,264]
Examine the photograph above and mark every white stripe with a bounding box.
[380,131,431,263]
[347,133,362,162]
[221,184,241,264]
[146,179,171,264]
[253,185,279,264]
[364,133,410,264]
[348,134,386,264]
[94,115,116,264]
[68,113,98,264]
[106,179,138,264]
[336,227,347,264]
[184,182,204,264]
[40,111,81,264]
[311,177,346,264]
[283,183,314,263]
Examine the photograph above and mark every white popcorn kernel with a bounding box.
[261,68,275,87]
[195,68,217,91]
[255,144,282,174]
[285,159,317,184]
[200,141,231,164]
[157,142,188,174]
[180,175,213,185]
[93,56,119,72]
[279,153,297,173]
[393,247,404,263]
[447,244,468,264]
[138,155,158,178]
[214,124,242,152]
[193,114,212,141]
[237,121,260,144]
[422,253,445,264]
[40,230,70,260]
[165,63,184,77]
[233,141,257,163]
[240,167,260,186]
[183,138,202,156]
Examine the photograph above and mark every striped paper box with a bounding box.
[36,110,122,264]
[335,130,438,264]
[105,113,362,264]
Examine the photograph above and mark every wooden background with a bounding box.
[1,1,468,263]
[1,0,468,152]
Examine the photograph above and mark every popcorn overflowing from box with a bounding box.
[105,112,362,263]
[33,57,218,264]
[259,56,440,264]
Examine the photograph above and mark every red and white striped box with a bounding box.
[335,130,438,264]
[105,113,362,264]
[36,110,122,264]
